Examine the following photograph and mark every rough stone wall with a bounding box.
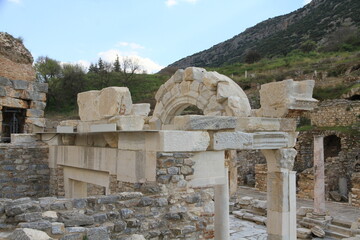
[0,32,35,81]
[237,150,266,187]
[297,168,314,199]
[350,173,360,207]
[254,164,267,192]
[310,99,360,127]
[0,191,211,240]
[0,142,49,198]
[49,152,215,239]
[295,130,360,201]
[0,32,48,136]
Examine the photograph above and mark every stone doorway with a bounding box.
[1,107,26,143]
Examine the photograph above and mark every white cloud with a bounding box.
[165,0,178,7]
[98,49,164,74]
[165,0,199,7]
[7,0,21,4]
[116,42,145,50]
[303,0,311,5]
[185,0,199,3]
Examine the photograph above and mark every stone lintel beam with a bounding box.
[118,130,210,152]
[235,117,296,132]
[171,115,237,130]
[210,131,298,151]
[168,115,297,133]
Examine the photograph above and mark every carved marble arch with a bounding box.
[150,67,252,128]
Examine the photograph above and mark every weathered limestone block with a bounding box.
[211,131,295,150]
[12,79,29,90]
[130,103,150,116]
[109,116,145,131]
[98,87,132,117]
[11,134,38,144]
[172,115,236,130]
[147,131,210,152]
[25,118,46,127]
[26,109,44,118]
[77,90,101,121]
[77,87,133,121]
[311,225,325,238]
[257,79,318,117]
[30,101,46,110]
[183,67,206,82]
[224,96,251,117]
[0,96,29,108]
[297,228,312,239]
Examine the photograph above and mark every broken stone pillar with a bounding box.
[228,150,238,197]
[313,135,326,216]
[214,166,230,240]
[262,148,297,240]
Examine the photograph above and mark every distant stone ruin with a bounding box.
[0,32,48,142]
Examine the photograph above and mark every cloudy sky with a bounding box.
[0,0,309,73]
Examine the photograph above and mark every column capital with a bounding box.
[262,148,297,171]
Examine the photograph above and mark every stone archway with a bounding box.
[150,67,251,128]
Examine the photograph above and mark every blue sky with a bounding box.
[0,0,311,73]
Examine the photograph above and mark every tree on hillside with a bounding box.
[300,40,317,53]
[88,63,99,73]
[34,56,61,83]
[113,55,121,72]
[118,56,141,84]
[244,50,261,64]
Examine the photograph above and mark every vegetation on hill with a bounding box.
[165,0,360,70]
[35,57,168,118]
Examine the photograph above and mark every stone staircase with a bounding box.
[299,217,360,239]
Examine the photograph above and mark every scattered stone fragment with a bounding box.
[297,227,312,239]
[311,225,325,238]
[8,228,53,240]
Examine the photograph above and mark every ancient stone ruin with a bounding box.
[1,32,359,240]
[0,32,48,142]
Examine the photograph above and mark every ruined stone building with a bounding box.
[0,31,358,240]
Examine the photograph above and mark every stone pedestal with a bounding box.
[313,135,326,216]
[262,148,297,240]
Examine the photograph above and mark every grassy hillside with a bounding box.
[166,0,360,69]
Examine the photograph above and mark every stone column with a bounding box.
[214,166,229,240]
[228,150,238,197]
[262,148,297,240]
[313,135,326,216]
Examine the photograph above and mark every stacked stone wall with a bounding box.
[0,191,211,240]
[0,77,48,134]
[295,130,360,202]
[0,32,47,138]
[237,150,266,187]
[48,152,215,239]
[310,99,360,127]
[0,142,49,198]
[254,164,267,192]
[350,173,360,207]
[297,168,314,199]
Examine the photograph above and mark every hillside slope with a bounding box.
[165,0,360,69]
